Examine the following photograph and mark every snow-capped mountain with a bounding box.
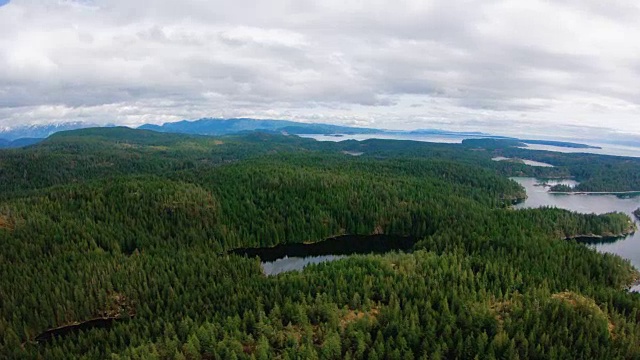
[0,122,96,141]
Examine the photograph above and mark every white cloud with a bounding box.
[1,0,640,136]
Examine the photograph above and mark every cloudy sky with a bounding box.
[1,0,640,137]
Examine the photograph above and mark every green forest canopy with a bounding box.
[1,127,640,359]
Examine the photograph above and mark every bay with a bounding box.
[512,177,640,291]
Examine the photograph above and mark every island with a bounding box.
[462,137,601,150]
[549,184,575,192]
[520,139,602,149]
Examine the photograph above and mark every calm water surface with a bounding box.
[299,133,487,144]
[234,177,640,286]
[231,235,416,276]
[492,157,555,167]
[521,143,640,158]
[513,177,640,291]
[300,133,640,158]
[262,255,346,276]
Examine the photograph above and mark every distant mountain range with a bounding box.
[138,118,381,136]
[0,118,617,150]
[0,122,96,141]
[136,119,602,149]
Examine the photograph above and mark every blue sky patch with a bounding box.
[0,0,9,7]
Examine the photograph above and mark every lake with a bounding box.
[231,234,416,275]
[232,178,640,283]
[512,177,640,291]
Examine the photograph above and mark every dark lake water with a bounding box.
[232,178,639,284]
[231,235,416,275]
[512,177,640,291]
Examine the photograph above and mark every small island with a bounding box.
[550,184,574,192]
[563,212,638,241]
[549,185,640,195]
[521,139,602,149]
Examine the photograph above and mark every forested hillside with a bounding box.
[463,139,640,192]
[1,128,640,359]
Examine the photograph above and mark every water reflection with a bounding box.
[299,133,485,144]
[231,235,416,276]
[520,143,640,158]
[492,157,555,167]
[539,179,580,188]
[262,255,347,276]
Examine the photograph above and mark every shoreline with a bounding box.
[565,222,638,241]
[549,191,640,195]
[625,266,640,292]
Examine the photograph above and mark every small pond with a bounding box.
[231,235,416,275]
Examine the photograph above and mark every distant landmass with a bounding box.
[138,118,380,136]
[462,138,601,150]
[408,128,508,138]
[139,119,523,139]
[461,138,527,148]
[520,139,602,149]
[0,122,97,141]
[0,118,605,150]
[0,138,43,149]
[138,119,603,150]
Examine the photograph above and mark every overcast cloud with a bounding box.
[1,0,640,136]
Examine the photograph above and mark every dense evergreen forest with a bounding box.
[463,139,640,192]
[2,128,640,359]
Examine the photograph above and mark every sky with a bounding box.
[1,0,640,137]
